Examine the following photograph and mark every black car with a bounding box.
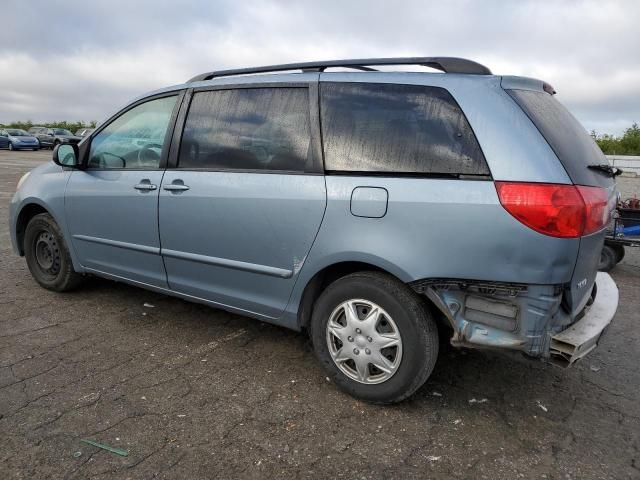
[28,127,81,149]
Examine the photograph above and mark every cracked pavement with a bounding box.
[1,150,639,479]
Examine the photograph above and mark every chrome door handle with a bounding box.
[134,183,157,191]
[163,184,190,192]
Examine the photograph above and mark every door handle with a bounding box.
[134,182,157,191]
[163,183,190,192]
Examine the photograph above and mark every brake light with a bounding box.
[495,182,609,238]
[576,185,609,235]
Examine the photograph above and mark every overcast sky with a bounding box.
[0,0,638,135]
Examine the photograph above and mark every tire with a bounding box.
[9,143,14,151]
[310,271,439,404]
[598,245,617,272]
[611,244,625,263]
[24,213,83,292]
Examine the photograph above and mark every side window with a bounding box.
[320,82,489,175]
[179,88,311,172]
[88,95,178,169]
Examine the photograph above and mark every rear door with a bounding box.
[507,89,616,314]
[65,93,182,287]
[159,83,326,319]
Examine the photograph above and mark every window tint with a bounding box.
[321,83,488,175]
[88,95,177,169]
[507,89,613,188]
[179,88,311,172]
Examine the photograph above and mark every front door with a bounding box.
[65,94,181,287]
[159,86,326,318]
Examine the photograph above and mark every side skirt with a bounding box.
[82,266,300,330]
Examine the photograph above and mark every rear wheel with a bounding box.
[598,244,618,272]
[611,243,625,263]
[24,213,83,292]
[310,271,438,404]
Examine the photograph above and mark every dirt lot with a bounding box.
[1,149,639,479]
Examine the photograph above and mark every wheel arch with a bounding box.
[15,202,52,255]
[297,260,410,331]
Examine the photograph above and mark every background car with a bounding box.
[28,127,81,149]
[0,129,40,151]
[0,130,8,149]
[75,128,95,138]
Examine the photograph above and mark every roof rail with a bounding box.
[187,57,492,82]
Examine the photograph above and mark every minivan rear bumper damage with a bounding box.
[549,272,618,367]
[411,273,618,365]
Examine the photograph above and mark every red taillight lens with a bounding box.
[495,182,609,238]
[576,185,609,235]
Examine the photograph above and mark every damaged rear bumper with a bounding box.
[549,272,618,366]
[411,273,618,365]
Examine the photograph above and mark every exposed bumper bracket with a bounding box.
[549,272,618,367]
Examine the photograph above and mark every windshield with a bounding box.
[53,129,72,135]
[7,129,28,136]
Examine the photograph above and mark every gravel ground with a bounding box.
[1,150,639,479]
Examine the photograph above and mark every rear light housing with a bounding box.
[495,182,609,238]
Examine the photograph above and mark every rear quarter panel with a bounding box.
[282,73,581,327]
[284,176,581,326]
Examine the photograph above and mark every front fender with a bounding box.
[10,163,82,272]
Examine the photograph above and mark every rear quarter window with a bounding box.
[320,82,489,176]
[506,89,613,187]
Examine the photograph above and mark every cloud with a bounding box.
[0,0,637,134]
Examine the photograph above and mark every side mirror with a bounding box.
[53,144,80,168]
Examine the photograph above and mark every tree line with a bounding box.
[592,123,640,156]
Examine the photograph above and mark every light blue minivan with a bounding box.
[10,57,619,403]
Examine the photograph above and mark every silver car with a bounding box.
[10,57,619,403]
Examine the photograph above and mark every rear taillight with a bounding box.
[576,185,609,235]
[495,182,609,238]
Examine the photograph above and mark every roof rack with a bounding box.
[187,57,492,82]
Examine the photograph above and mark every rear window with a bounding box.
[507,89,612,187]
[320,82,489,176]
[179,88,312,172]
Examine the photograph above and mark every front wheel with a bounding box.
[8,143,14,151]
[24,213,83,292]
[310,271,439,404]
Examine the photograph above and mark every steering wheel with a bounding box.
[96,151,127,169]
[137,143,162,166]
